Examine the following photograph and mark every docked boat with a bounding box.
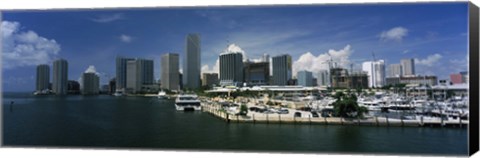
[158,90,168,99]
[175,94,201,111]
[113,91,124,97]
[388,98,415,112]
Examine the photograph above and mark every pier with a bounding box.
[202,102,468,128]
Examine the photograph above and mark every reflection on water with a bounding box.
[2,93,468,155]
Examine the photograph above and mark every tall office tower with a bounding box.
[126,60,141,93]
[202,73,219,88]
[401,58,415,76]
[82,72,99,95]
[184,33,201,89]
[388,64,403,77]
[316,70,330,87]
[138,58,154,85]
[243,61,270,86]
[36,64,50,91]
[272,54,292,86]
[297,70,313,87]
[53,59,68,95]
[219,52,244,86]
[116,56,134,91]
[362,60,386,88]
[161,53,180,91]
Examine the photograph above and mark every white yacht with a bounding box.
[175,94,201,111]
[388,98,415,112]
[157,90,168,99]
[113,91,124,97]
[357,98,383,111]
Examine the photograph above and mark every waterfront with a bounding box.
[2,93,468,155]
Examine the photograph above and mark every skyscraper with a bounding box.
[219,52,244,86]
[161,53,180,91]
[82,72,99,95]
[184,33,201,89]
[401,58,415,76]
[297,70,313,87]
[362,60,386,88]
[272,54,292,86]
[116,56,134,92]
[388,64,403,77]
[316,70,330,87]
[126,60,141,93]
[118,57,154,93]
[36,64,50,91]
[53,59,68,95]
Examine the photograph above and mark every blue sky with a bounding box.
[2,2,469,92]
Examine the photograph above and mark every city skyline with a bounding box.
[2,3,469,92]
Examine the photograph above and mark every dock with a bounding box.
[202,102,468,128]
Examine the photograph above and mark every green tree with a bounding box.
[239,104,248,115]
[332,92,367,118]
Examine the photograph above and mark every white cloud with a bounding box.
[402,50,410,54]
[84,65,99,74]
[119,34,132,43]
[414,53,442,67]
[2,21,61,69]
[380,27,408,42]
[201,59,219,74]
[222,43,247,60]
[293,45,353,76]
[91,13,125,23]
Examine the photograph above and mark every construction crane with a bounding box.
[372,51,377,62]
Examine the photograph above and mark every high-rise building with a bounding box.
[401,58,415,76]
[316,70,330,87]
[297,70,313,87]
[161,53,180,91]
[243,61,269,86]
[53,59,68,95]
[36,64,50,91]
[119,58,154,93]
[82,72,99,95]
[388,64,403,77]
[272,54,292,86]
[219,52,244,86]
[141,59,154,85]
[126,60,141,93]
[184,33,201,89]
[116,56,134,91]
[202,73,219,88]
[362,60,386,88]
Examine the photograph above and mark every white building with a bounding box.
[401,58,415,76]
[316,70,330,87]
[362,60,386,88]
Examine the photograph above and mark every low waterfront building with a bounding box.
[202,73,219,88]
[243,61,269,86]
[386,76,438,86]
[67,80,80,94]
